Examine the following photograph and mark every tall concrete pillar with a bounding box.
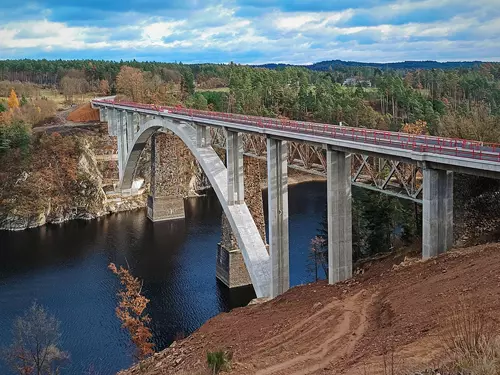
[216,157,266,290]
[423,168,453,258]
[117,111,125,181]
[267,138,289,298]
[147,132,187,222]
[227,130,244,205]
[327,149,352,284]
[196,125,211,148]
[107,108,116,136]
[126,112,134,149]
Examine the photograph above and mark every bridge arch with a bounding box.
[121,117,271,298]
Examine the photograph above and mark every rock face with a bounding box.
[0,137,146,231]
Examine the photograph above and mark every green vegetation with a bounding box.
[206,350,232,374]
[0,121,31,156]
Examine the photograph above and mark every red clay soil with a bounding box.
[67,103,100,122]
[120,243,500,375]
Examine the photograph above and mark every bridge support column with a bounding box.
[107,108,117,136]
[126,112,134,149]
[267,138,289,298]
[227,130,244,205]
[423,169,453,258]
[147,132,186,222]
[217,158,266,290]
[327,149,352,284]
[197,125,211,148]
[117,110,127,181]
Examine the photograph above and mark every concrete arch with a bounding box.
[121,118,271,298]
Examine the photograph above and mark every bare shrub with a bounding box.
[442,299,500,375]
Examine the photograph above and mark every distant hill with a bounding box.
[256,60,484,71]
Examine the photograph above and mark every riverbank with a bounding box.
[120,242,500,375]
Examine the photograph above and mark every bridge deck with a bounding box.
[92,99,500,178]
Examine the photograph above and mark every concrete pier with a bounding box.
[267,138,289,298]
[147,132,186,222]
[423,168,453,258]
[196,124,211,148]
[216,157,266,290]
[327,149,353,284]
[227,130,244,205]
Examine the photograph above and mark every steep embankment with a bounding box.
[0,104,148,230]
[121,243,500,375]
[0,122,147,230]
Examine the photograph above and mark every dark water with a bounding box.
[0,181,327,375]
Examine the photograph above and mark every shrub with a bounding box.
[443,300,500,375]
[207,350,232,374]
[0,121,32,156]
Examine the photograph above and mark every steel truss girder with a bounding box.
[209,127,423,203]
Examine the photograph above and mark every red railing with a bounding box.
[93,99,500,163]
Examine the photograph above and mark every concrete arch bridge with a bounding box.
[91,99,500,299]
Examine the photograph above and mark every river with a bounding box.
[0,181,327,375]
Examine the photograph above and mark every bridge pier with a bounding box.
[267,138,289,298]
[423,168,453,258]
[147,132,186,222]
[216,131,267,290]
[327,149,353,284]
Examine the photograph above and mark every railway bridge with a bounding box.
[91,98,500,299]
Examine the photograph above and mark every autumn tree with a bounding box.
[8,89,20,110]
[2,303,70,375]
[60,71,89,104]
[99,79,110,95]
[108,263,154,361]
[116,66,145,102]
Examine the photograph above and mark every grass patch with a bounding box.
[442,299,500,375]
[207,350,232,374]
[196,87,230,93]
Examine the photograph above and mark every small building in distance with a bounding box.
[343,77,372,87]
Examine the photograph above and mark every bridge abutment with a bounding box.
[147,132,186,222]
[423,168,453,258]
[327,149,353,284]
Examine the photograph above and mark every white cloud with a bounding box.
[1,1,499,63]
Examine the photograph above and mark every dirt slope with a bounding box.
[120,243,500,375]
[67,103,100,122]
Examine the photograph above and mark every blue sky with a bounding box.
[1,0,499,64]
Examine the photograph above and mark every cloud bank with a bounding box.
[1,0,499,63]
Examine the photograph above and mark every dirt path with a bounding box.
[120,243,500,375]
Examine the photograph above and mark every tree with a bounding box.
[8,89,20,110]
[307,236,327,281]
[0,102,6,113]
[108,263,154,361]
[99,79,110,95]
[2,303,69,375]
[116,66,145,102]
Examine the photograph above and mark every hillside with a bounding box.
[257,60,484,71]
[121,243,500,375]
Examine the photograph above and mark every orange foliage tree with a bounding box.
[8,89,20,110]
[400,120,428,135]
[99,79,110,95]
[108,263,154,361]
[116,66,145,102]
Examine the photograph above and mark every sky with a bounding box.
[0,0,499,64]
